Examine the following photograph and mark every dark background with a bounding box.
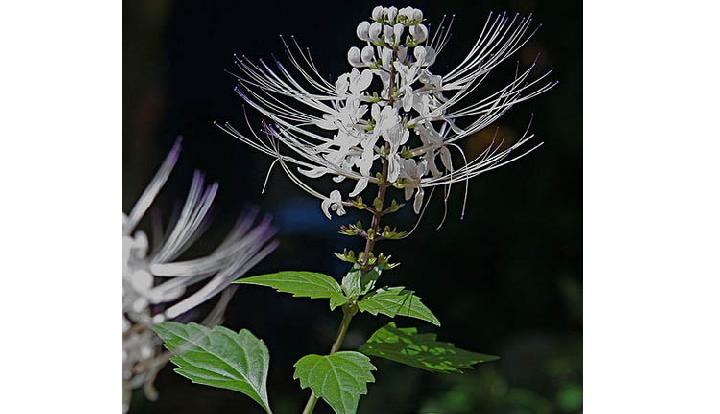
[123,0,581,413]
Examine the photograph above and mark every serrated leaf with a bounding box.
[153,322,272,413]
[358,286,440,326]
[359,322,499,374]
[341,271,362,297]
[293,351,376,414]
[235,271,348,310]
[341,267,382,298]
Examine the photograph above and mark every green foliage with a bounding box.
[293,351,376,414]
[359,322,498,373]
[341,266,382,298]
[380,225,407,240]
[153,322,272,414]
[235,271,348,310]
[338,223,364,237]
[341,271,363,298]
[383,199,405,214]
[358,287,441,326]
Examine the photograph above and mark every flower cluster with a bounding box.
[122,138,277,412]
[220,6,555,220]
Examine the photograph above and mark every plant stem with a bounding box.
[301,305,358,414]
[301,45,398,414]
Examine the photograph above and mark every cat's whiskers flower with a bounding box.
[222,5,555,221]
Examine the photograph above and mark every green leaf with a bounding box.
[153,322,272,414]
[235,271,348,310]
[359,322,499,374]
[358,286,440,326]
[293,351,376,414]
[341,267,383,298]
[340,271,362,298]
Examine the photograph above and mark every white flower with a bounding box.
[221,7,555,220]
[387,6,398,22]
[321,190,347,219]
[356,21,371,41]
[347,46,363,67]
[399,158,429,213]
[398,7,414,21]
[361,45,376,65]
[412,8,423,22]
[372,6,385,21]
[122,138,277,410]
[410,23,429,43]
[369,22,383,43]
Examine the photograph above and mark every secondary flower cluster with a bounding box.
[122,138,276,412]
[220,6,555,220]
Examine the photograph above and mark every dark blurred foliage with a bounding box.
[123,0,581,413]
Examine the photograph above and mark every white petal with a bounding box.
[349,178,368,197]
[440,146,453,172]
[410,24,428,43]
[129,269,153,293]
[412,9,424,22]
[383,24,394,44]
[371,103,381,122]
[314,115,338,130]
[330,189,342,203]
[387,155,401,183]
[402,90,413,112]
[335,73,350,93]
[335,204,347,216]
[393,23,405,44]
[369,22,383,42]
[352,69,373,94]
[298,166,329,178]
[387,6,398,22]
[356,21,371,41]
[404,186,414,201]
[358,143,375,175]
[424,45,437,66]
[413,187,424,214]
[371,6,385,21]
[397,46,408,62]
[347,46,363,67]
[321,198,332,219]
[361,45,375,65]
[414,46,426,62]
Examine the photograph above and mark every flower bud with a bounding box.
[381,46,393,70]
[361,45,375,65]
[414,45,426,62]
[398,7,413,21]
[414,45,436,67]
[356,21,371,41]
[347,46,363,67]
[386,6,398,22]
[369,22,383,43]
[410,23,428,43]
[371,6,385,21]
[412,8,424,23]
[393,23,405,44]
[425,46,437,66]
[383,24,394,44]
[397,46,408,63]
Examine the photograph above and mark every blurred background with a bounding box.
[123,0,581,413]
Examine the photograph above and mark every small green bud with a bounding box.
[335,249,358,263]
[373,197,384,211]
